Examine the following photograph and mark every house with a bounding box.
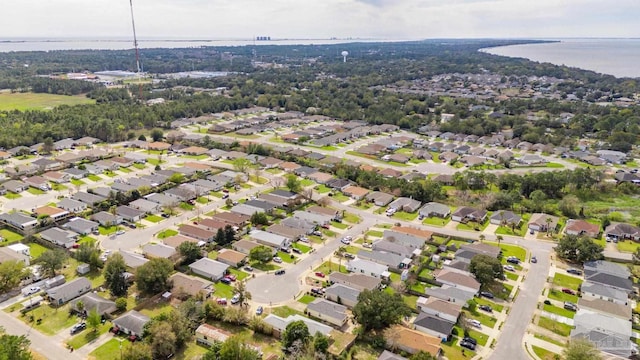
[232,240,263,255]
[5,164,38,177]
[162,234,200,249]
[306,299,348,328]
[147,142,171,151]
[34,206,70,222]
[263,314,332,338]
[581,281,628,305]
[71,191,105,206]
[416,297,462,323]
[145,193,178,207]
[451,207,487,223]
[518,154,547,165]
[419,202,451,218]
[382,230,427,250]
[434,269,480,294]
[577,298,631,320]
[356,250,411,270]
[0,247,30,266]
[64,217,99,235]
[170,273,214,299]
[425,285,476,306]
[308,172,334,184]
[528,213,559,232]
[112,311,151,337]
[57,198,87,213]
[195,324,233,347]
[372,240,414,259]
[39,227,78,248]
[142,243,178,260]
[378,350,407,360]
[280,217,316,235]
[365,191,394,207]
[293,211,332,226]
[250,230,291,249]
[188,258,229,281]
[384,326,442,358]
[128,199,162,214]
[69,293,116,316]
[179,224,216,243]
[116,206,145,223]
[565,220,600,238]
[388,197,422,213]
[267,224,307,240]
[489,210,522,226]
[324,284,361,308]
[413,312,455,340]
[329,272,381,291]
[119,251,149,269]
[604,222,640,241]
[2,180,28,193]
[216,249,247,268]
[0,212,38,232]
[91,211,123,227]
[346,258,390,279]
[571,311,633,358]
[46,278,91,306]
[32,158,63,171]
[306,206,341,220]
[342,185,370,200]
[584,261,633,292]
[43,171,70,184]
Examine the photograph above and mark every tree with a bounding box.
[232,158,252,174]
[218,336,261,360]
[496,235,503,245]
[317,196,331,207]
[250,212,269,226]
[147,321,176,360]
[312,331,330,354]
[282,320,311,349]
[353,289,412,331]
[150,128,164,142]
[121,342,152,360]
[168,172,185,184]
[556,235,604,263]
[86,309,101,333]
[177,242,201,265]
[469,254,504,289]
[410,351,437,360]
[249,245,273,264]
[559,195,579,218]
[42,137,54,154]
[115,297,127,312]
[0,327,33,360]
[138,134,147,141]
[224,225,236,245]
[233,280,252,309]
[104,253,129,297]
[36,249,68,278]
[75,240,101,271]
[563,338,602,360]
[215,228,226,245]
[286,174,302,193]
[136,258,174,294]
[0,260,28,294]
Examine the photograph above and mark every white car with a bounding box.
[468,319,482,329]
[503,265,515,272]
[231,294,240,304]
[115,230,125,235]
[273,257,283,263]
[24,287,40,296]
[341,238,351,245]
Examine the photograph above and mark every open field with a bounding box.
[0,92,95,111]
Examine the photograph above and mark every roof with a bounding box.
[421,297,463,318]
[170,273,213,297]
[357,250,406,268]
[263,314,332,336]
[196,324,230,343]
[216,249,247,264]
[565,219,600,236]
[435,269,481,292]
[342,185,370,197]
[329,272,382,291]
[390,226,433,241]
[377,350,407,360]
[188,258,229,277]
[384,326,441,356]
[586,273,633,291]
[489,210,521,224]
[581,281,628,302]
[250,230,289,247]
[266,224,306,239]
[142,243,177,259]
[347,258,388,275]
[419,202,450,216]
[372,240,412,258]
[46,278,91,299]
[113,310,151,335]
[413,312,456,336]
[233,239,261,252]
[325,284,361,305]
[584,260,630,279]
[57,198,86,210]
[162,234,199,248]
[34,206,67,217]
[529,213,559,228]
[459,243,501,258]
[306,206,339,217]
[572,310,632,337]
[425,284,476,303]
[69,293,116,315]
[578,298,631,319]
[306,299,348,322]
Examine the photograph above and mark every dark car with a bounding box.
[463,337,477,346]
[70,322,87,335]
[292,248,302,254]
[479,305,493,313]
[480,291,494,299]
[220,277,232,285]
[531,256,537,263]
[564,302,578,311]
[275,269,285,275]
[161,213,170,218]
[344,253,356,259]
[460,340,476,351]
[567,268,582,275]
[562,288,576,295]
[506,257,520,264]
[544,300,552,305]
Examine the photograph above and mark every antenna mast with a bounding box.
[129,0,143,99]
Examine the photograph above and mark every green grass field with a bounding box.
[532,345,560,360]
[537,316,573,337]
[543,303,576,319]
[0,92,94,111]
[552,273,582,290]
[548,288,579,303]
[157,229,178,239]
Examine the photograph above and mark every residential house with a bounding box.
[356,250,411,270]
[583,260,633,293]
[577,298,631,320]
[216,249,247,268]
[581,281,628,305]
[308,172,334,184]
[571,311,633,358]
[565,220,600,238]
[0,247,30,266]
[32,158,63,172]
[377,350,407,360]
[434,269,480,294]
[69,293,116,316]
[384,326,442,358]
[604,222,640,241]
[419,202,451,218]
[388,197,422,213]
[25,176,51,191]
[179,224,216,243]
[232,239,262,255]
[116,205,145,223]
[365,191,395,207]
[417,297,462,323]
[346,258,389,279]
[5,164,38,177]
[372,240,414,259]
[188,258,229,281]
[342,185,370,200]
[71,191,105,206]
[65,217,98,235]
[293,211,332,226]
[425,285,476,306]
[306,206,341,220]
[162,234,200,249]
[263,314,332,338]
[518,154,546,165]
[91,211,123,227]
[2,180,27,193]
[142,243,178,261]
[328,272,382,291]
[112,311,150,338]
[489,210,522,226]
[57,198,87,213]
[195,324,234,347]
[280,217,316,235]
[324,284,361,308]
[451,207,487,223]
[46,278,91,306]
[119,251,149,269]
[382,230,428,250]
[267,224,307,240]
[128,199,162,214]
[170,273,214,299]
[413,312,455,340]
[0,212,38,232]
[250,230,291,249]
[306,299,348,328]
[43,171,70,184]
[39,227,78,248]
[528,213,559,232]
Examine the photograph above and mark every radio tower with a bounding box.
[129,0,143,99]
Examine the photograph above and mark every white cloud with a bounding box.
[0,0,638,39]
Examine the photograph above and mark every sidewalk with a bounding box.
[523,333,564,359]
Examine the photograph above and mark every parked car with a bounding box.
[467,319,482,329]
[92,229,100,235]
[463,337,477,346]
[506,256,520,264]
[116,230,125,236]
[161,213,170,218]
[460,339,476,351]
[280,247,291,253]
[480,291,494,299]
[273,257,283,264]
[312,230,323,236]
[230,294,240,304]
[243,266,253,272]
[531,256,537,263]
[70,322,87,335]
[564,302,578,311]
[222,193,229,199]
[479,305,492,313]
[503,265,515,272]
[315,272,325,278]
[275,269,285,275]
[344,253,356,259]
[217,298,227,305]
[562,288,576,295]
[292,248,302,254]
[224,274,237,282]
[567,268,582,275]
[340,238,351,245]
[220,277,232,285]
[24,286,40,296]
[256,306,263,315]
[321,224,330,229]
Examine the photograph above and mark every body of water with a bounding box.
[0,38,398,53]
[483,38,640,79]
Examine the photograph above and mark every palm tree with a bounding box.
[496,235,503,245]
[545,217,553,236]
[479,234,486,243]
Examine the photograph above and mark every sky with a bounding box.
[1,0,639,40]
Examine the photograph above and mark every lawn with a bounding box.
[228,268,249,281]
[0,229,24,245]
[98,225,118,235]
[87,174,102,182]
[28,243,48,259]
[314,261,347,274]
[548,288,579,303]
[488,242,527,262]
[422,217,450,227]
[132,163,146,170]
[617,240,640,253]
[270,306,302,318]
[249,261,281,272]
[298,294,316,304]
[70,179,85,186]
[180,202,195,211]
[332,193,350,202]
[392,211,419,221]
[505,272,519,281]
[0,92,94,111]
[89,338,123,360]
[543,304,576,319]
[466,310,497,328]
[147,158,163,166]
[537,316,573,337]
[532,345,560,360]
[145,214,164,223]
[4,192,21,199]
[366,230,383,237]
[300,179,315,187]
[552,273,582,291]
[157,229,178,239]
[292,242,311,253]
[472,297,505,313]
[78,235,97,245]
[118,167,132,173]
[276,251,296,263]
[139,301,174,318]
[331,221,349,229]
[27,188,45,195]
[50,183,67,191]
[20,304,79,335]
[67,322,111,350]
[316,184,331,194]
